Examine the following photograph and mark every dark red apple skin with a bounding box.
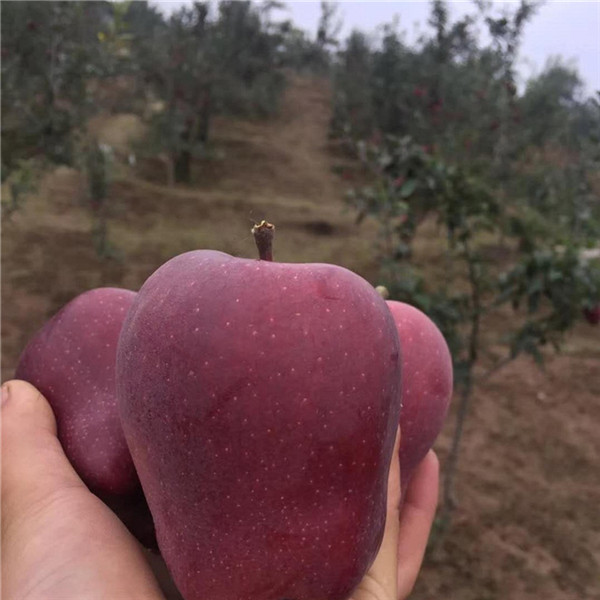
[583,305,600,325]
[117,250,402,600]
[15,288,156,548]
[386,301,453,493]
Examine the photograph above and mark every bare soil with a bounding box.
[2,75,599,599]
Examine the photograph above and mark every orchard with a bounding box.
[335,0,600,523]
[2,1,599,599]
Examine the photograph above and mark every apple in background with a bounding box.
[117,224,402,600]
[386,300,453,494]
[15,287,156,549]
[583,305,600,325]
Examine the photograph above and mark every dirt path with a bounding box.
[2,75,599,600]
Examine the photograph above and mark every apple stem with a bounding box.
[252,220,275,261]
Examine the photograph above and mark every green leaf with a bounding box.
[400,179,417,198]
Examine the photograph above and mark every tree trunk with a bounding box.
[166,156,175,188]
[440,379,472,529]
[439,239,480,530]
[174,150,191,184]
[197,86,212,144]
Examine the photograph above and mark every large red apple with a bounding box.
[117,224,402,600]
[15,287,155,548]
[386,301,453,493]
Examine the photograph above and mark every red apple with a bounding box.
[15,287,156,548]
[117,226,402,600]
[386,301,453,493]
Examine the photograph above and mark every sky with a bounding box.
[155,1,600,95]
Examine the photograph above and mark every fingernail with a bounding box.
[1,384,9,407]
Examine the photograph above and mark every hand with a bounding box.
[1,380,438,600]
[1,380,165,600]
[352,429,439,600]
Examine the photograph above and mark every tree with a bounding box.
[521,59,583,146]
[348,134,600,525]
[82,141,117,258]
[334,0,600,525]
[331,31,374,137]
[1,2,109,179]
[131,1,287,184]
[1,0,136,232]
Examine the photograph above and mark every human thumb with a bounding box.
[1,380,166,600]
[1,379,86,526]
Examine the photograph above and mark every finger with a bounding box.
[352,426,401,600]
[1,380,165,599]
[1,380,85,528]
[397,450,439,599]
